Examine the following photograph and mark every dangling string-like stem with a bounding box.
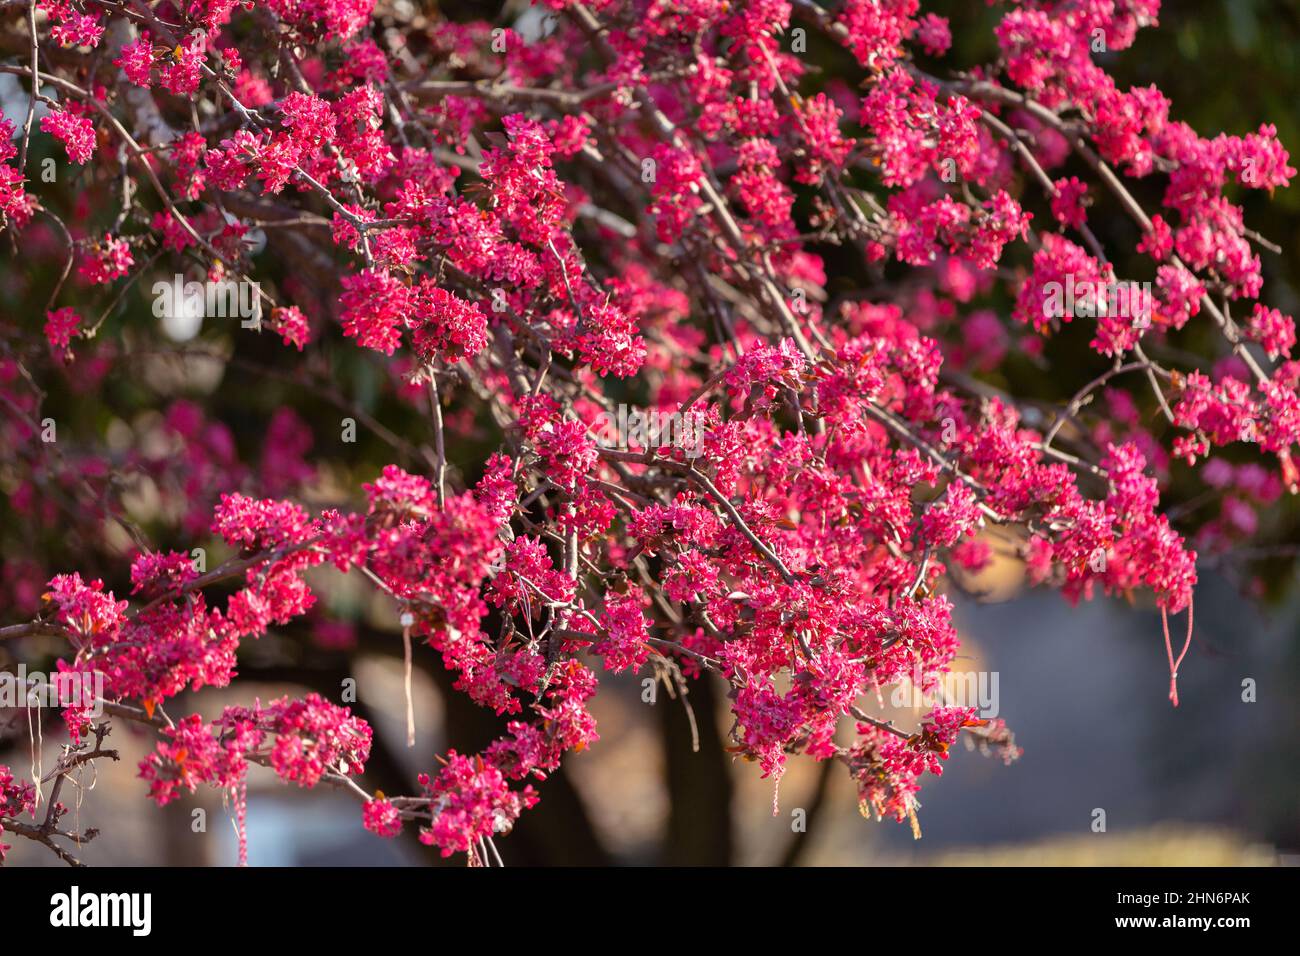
[401,611,416,748]
[233,776,249,867]
[1161,595,1194,707]
[26,688,43,813]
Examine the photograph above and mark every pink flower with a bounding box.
[363,798,402,838]
[44,307,80,354]
[160,35,205,96]
[265,0,376,41]
[595,586,651,672]
[265,694,372,787]
[114,36,154,86]
[1138,214,1173,260]
[41,109,96,164]
[915,14,952,56]
[0,766,37,862]
[410,284,488,362]
[50,12,104,48]
[233,69,273,107]
[921,481,980,548]
[0,163,32,227]
[129,551,199,597]
[577,300,644,378]
[646,143,704,243]
[78,234,134,284]
[1051,176,1089,229]
[795,93,852,185]
[1155,263,1204,329]
[43,572,128,644]
[270,305,311,350]
[339,269,411,355]
[1247,304,1296,360]
[419,752,538,857]
[212,492,313,550]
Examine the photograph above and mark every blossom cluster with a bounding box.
[0,765,38,864]
[0,0,1296,866]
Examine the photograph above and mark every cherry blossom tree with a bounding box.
[0,0,1296,866]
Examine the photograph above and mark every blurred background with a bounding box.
[2,0,1298,865]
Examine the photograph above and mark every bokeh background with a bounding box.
[1,0,1298,865]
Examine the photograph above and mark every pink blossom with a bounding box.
[339,269,411,355]
[1247,304,1296,360]
[43,307,80,354]
[41,109,96,164]
[1051,176,1089,229]
[363,798,402,837]
[78,234,134,284]
[114,36,154,86]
